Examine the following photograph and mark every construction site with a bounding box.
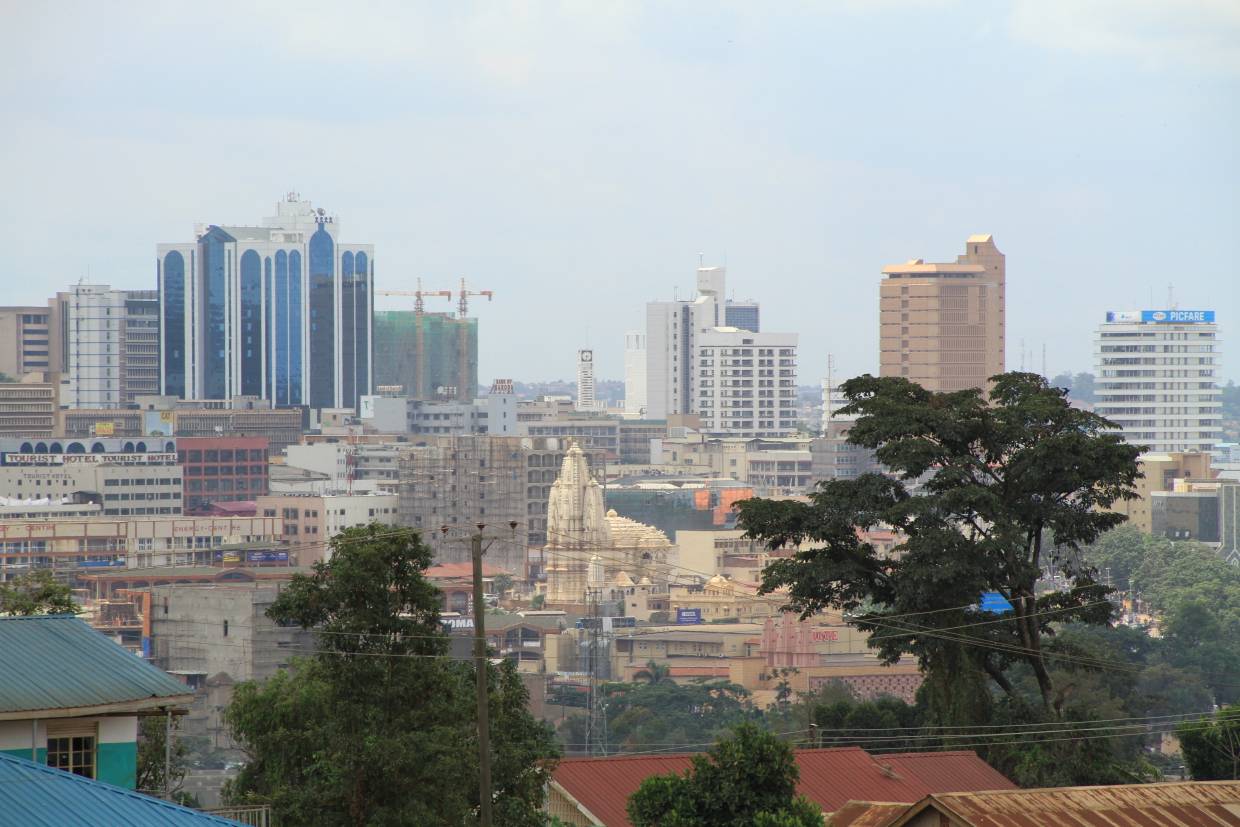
[373,279,488,402]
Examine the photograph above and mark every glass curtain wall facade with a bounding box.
[157,197,372,410]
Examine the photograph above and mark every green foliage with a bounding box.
[0,569,80,615]
[1177,707,1240,780]
[1083,529,1240,705]
[224,524,559,826]
[603,680,756,754]
[627,724,822,827]
[1221,380,1239,424]
[740,373,1139,719]
[633,660,674,685]
[0,372,15,383]
[136,715,189,798]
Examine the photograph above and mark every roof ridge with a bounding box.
[0,613,80,622]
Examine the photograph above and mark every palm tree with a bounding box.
[633,660,673,685]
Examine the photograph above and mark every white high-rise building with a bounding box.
[576,349,596,411]
[1094,309,1222,454]
[56,283,160,409]
[623,332,647,417]
[645,265,798,437]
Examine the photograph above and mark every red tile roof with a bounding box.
[551,747,1015,827]
[423,562,511,580]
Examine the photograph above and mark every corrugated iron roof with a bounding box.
[0,615,192,716]
[551,746,1016,827]
[895,781,1240,827]
[0,751,244,826]
[828,801,911,827]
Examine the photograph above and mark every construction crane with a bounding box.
[457,278,494,317]
[376,278,452,314]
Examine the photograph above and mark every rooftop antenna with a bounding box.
[1042,343,1047,379]
[1020,338,1026,371]
[1168,283,1176,309]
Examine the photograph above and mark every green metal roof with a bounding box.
[0,751,243,826]
[0,615,192,716]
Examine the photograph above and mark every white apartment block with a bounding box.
[60,284,126,408]
[1094,310,1222,454]
[623,331,647,418]
[645,266,798,437]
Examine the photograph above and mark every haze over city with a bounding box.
[2,1,1236,383]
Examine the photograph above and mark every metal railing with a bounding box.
[204,805,271,827]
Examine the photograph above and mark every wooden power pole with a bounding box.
[471,526,493,827]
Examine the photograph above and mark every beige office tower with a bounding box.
[880,235,1005,392]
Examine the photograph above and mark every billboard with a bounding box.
[1107,310,1215,324]
[94,422,115,436]
[675,608,703,625]
[246,550,289,563]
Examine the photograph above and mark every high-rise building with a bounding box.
[879,235,1005,392]
[1094,309,1222,453]
[157,194,373,410]
[623,331,647,417]
[372,311,478,401]
[0,306,55,378]
[645,266,797,437]
[50,284,160,409]
[576,349,596,411]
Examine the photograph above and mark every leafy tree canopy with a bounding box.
[0,569,80,615]
[224,524,558,826]
[740,373,1141,720]
[627,723,822,827]
[1177,706,1240,781]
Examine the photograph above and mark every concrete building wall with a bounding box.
[880,234,1005,393]
[624,330,647,417]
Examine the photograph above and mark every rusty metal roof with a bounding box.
[828,801,912,826]
[551,747,1015,827]
[895,781,1240,827]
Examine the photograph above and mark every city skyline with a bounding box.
[2,3,1237,388]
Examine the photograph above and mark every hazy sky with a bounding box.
[2,1,1237,385]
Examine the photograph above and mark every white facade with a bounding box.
[623,331,647,418]
[1094,310,1222,454]
[61,284,125,408]
[644,266,798,437]
[576,349,596,411]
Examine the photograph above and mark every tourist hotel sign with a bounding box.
[1106,309,1215,324]
[1,453,177,466]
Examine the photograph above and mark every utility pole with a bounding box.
[471,525,493,827]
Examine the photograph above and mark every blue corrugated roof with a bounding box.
[0,615,191,715]
[0,751,243,826]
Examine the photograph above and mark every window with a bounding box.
[47,731,96,779]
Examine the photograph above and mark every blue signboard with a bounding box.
[979,592,1014,614]
[246,550,289,563]
[1142,310,1214,323]
[676,608,703,625]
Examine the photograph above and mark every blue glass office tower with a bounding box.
[157,196,373,410]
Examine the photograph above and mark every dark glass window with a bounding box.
[308,226,335,407]
[47,735,95,779]
[161,251,186,397]
[198,227,235,398]
[288,250,303,405]
[341,250,355,408]
[274,251,289,405]
[354,251,370,407]
[240,249,262,396]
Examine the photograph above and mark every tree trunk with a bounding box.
[1013,591,1055,712]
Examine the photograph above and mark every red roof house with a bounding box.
[545,747,1016,826]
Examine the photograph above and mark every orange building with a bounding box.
[880,235,1005,392]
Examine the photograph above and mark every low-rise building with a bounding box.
[0,514,282,580]
[62,399,304,454]
[546,746,1015,826]
[176,436,270,514]
[0,374,58,438]
[1109,451,1216,534]
[255,492,400,564]
[0,615,193,790]
[0,437,182,518]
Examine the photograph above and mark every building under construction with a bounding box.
[373,311,479,402]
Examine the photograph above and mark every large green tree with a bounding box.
[627,723,823,827]
[224,524,558,826]
[739,373,1140,721]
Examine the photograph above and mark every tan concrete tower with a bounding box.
[879,235,1005,392]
